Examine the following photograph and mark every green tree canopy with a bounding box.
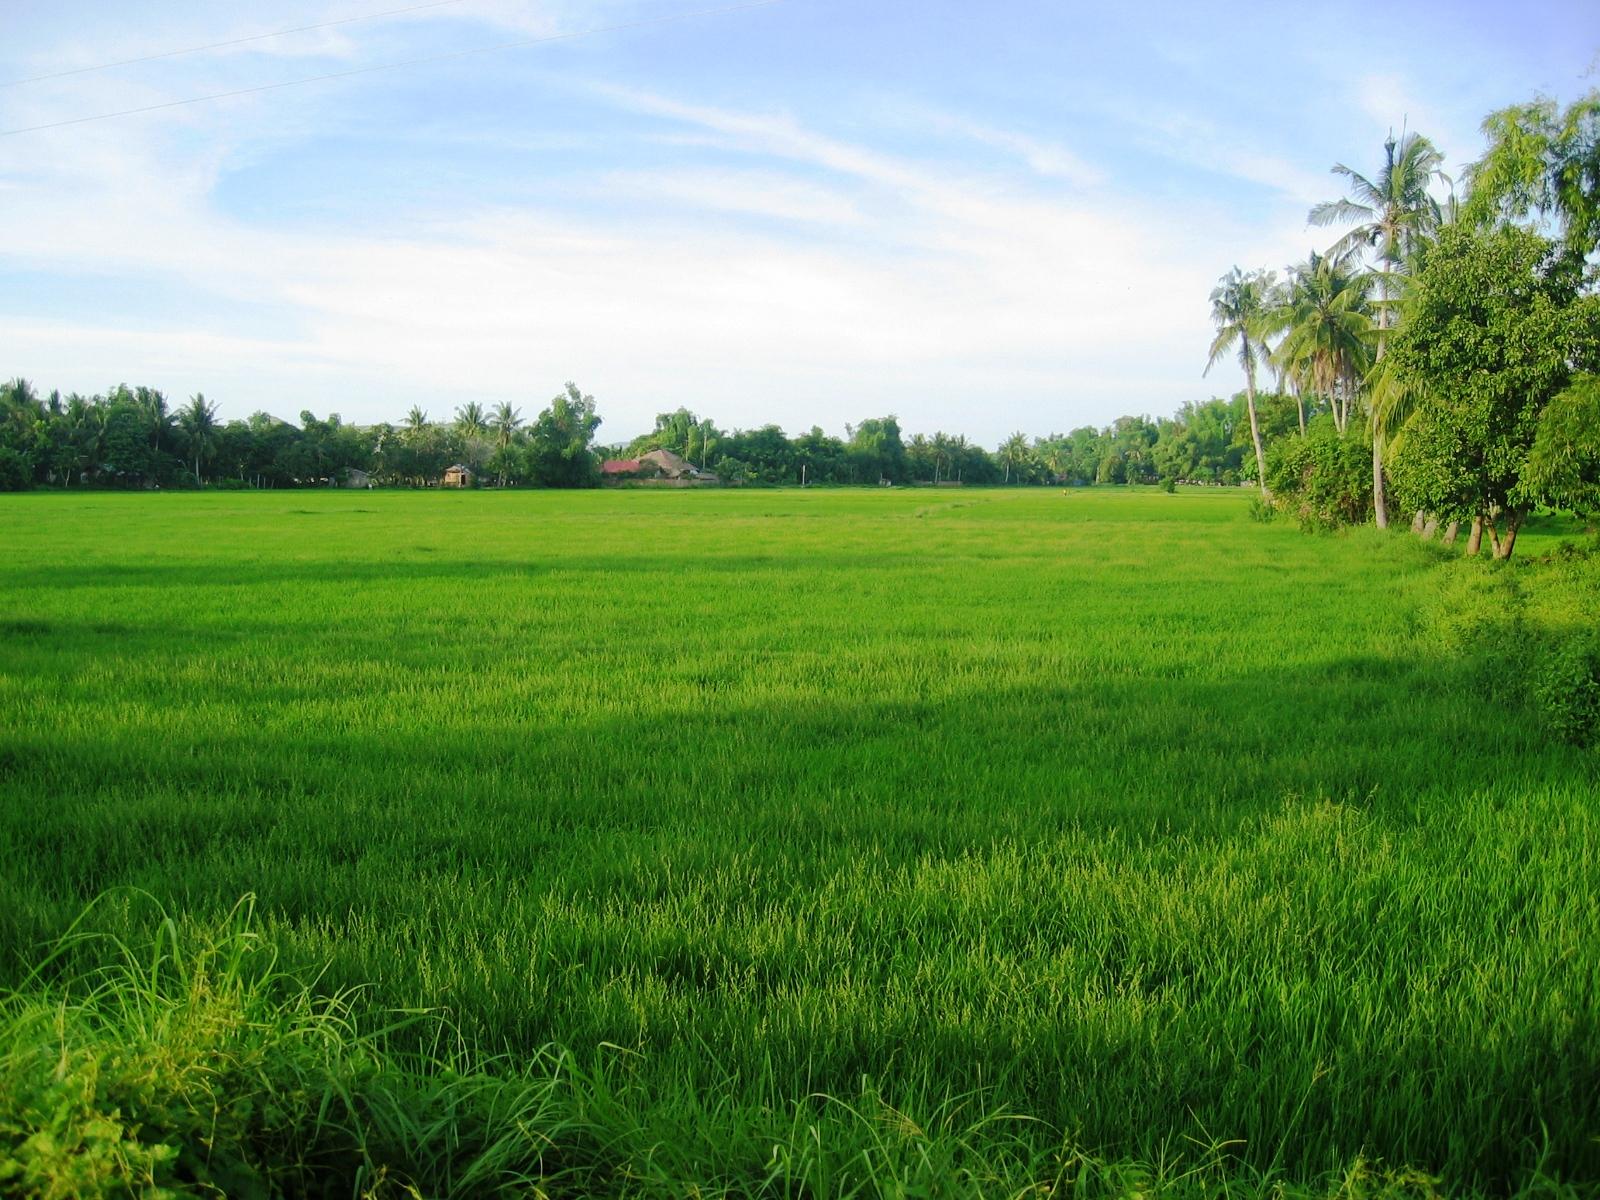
[1387,224,1599,558]
[1464,92,1600,264]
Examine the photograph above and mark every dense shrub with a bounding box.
[1264,418,1372,530]
[0,446,31,492]
[1420,549,1600,742]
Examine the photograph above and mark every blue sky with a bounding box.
[3,0,1595,444]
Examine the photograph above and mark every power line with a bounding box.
[1,0,477,89]
[0,0,785,137]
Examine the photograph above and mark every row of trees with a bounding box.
[0,371,1318,494]
[0,383,604,491]
[590,395,1305,488]
[1208,91,1600,558]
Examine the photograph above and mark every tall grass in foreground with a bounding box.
[1,894,1583,1199]
[1,489,1597,1195]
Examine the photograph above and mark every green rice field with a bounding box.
[1,487,1596,1196]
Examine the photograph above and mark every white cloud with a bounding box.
[0,36,1327,440]
[600,167,867,226]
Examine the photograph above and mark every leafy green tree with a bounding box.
[1387,224,1599,559]
[1517,374,1600,521]
[691,418,719,470]
[846,416,907,484]
[720,424,794,483]
[1465,92,1600,264]
[791,426,848,484]
[102,400,155,485]
[1205,267,1273,493]
[634,408,699,458]
[526,382,602,487]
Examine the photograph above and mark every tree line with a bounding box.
[0,383,603,492]
[0,373,1321,496]
[1209,91,1600,560]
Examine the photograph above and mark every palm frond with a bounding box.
[1308,198,1373,227]
[1204,327,1237,375]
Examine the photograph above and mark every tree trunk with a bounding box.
[1244,361,1268,496]
[1295,386,1306,437]
[1371,433,1388,528]
[1443,520,1460,545]
[1493,510,1524,561]
[1371,306,1389,529]
[1466,516,1484,556]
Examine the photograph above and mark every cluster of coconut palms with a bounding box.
[1208,130,1449,530]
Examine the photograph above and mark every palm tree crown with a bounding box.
[1268,251,1374,435]
[1309,131,1446,268]
[177,393,219,481]
[491,402,523,448]
[454,402,488,440]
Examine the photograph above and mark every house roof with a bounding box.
[639,448,691,474]
[601,459,642,474]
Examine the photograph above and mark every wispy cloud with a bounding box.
[2,0,1578,440]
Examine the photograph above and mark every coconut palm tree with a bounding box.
[492,402,522,448]
[454,402,488,441]
[1205,267,1274,494]
[491,402,522,486]
[999,432,1030,484]
[1310,131,1445,298]
[0,378,41,439]
[177,393,218,483]
[1310,130,1446,526]
[136,387,172,454]
[1259,277,1307,436]
[405,406,429,433]
[1270,251,1374,438]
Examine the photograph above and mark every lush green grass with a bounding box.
[1,487,1596,1196]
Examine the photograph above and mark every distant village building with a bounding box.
[442,464,474,488]
[600,448,719,484]
[341,468,373,489]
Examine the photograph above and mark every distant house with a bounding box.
[442,464,474,488]
[636,448,718,482]
[638,448,692,477]
[341,467,373,489]
[600,448,720,485]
